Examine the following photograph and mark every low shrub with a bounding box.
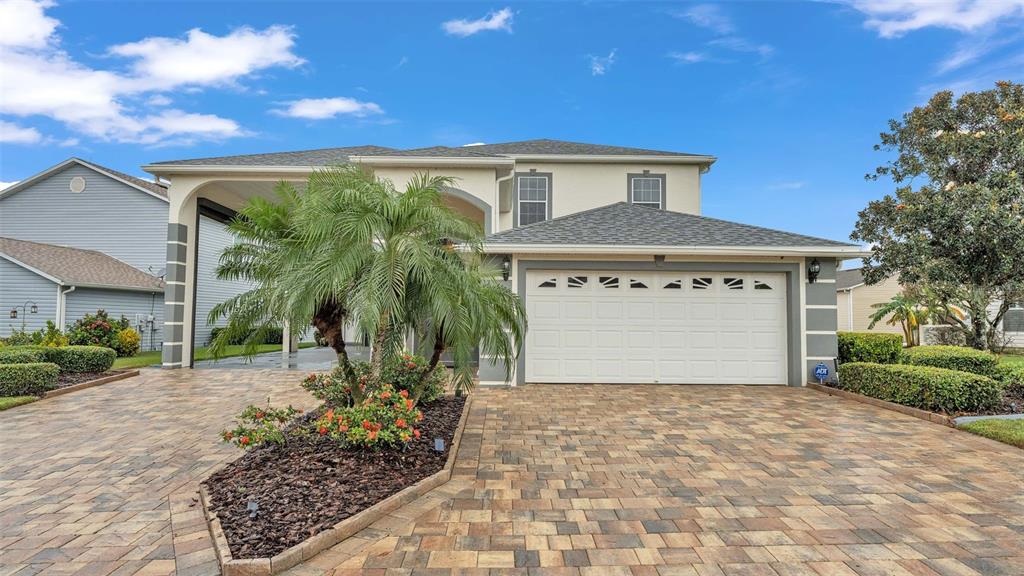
[113,328,141,357]
[47,346,116,373]
[301,353,448,408]
[209,326,283,346]
[40,321,69,348]
[837,332,903,365]
[382,353,447,403]
[838,362,1003,413]
[0,362,59,396]
[0,346,48,364]
[993,363,1024,398]
[902,345,999,377]
[314,383,423,448]
[301,371,361,407]
[67,310,129,350]
[221,404,302,449]
[3,330,39,346]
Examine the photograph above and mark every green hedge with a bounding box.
[0,345,115,373]
[838,362,1003,413]
[902,345,999,376]
[0,362,59,396]
[0,347,48,364]
[994,363,1024,397]
[46,346,116,373]
[837,332,903,364]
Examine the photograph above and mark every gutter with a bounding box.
[481,243,873,259]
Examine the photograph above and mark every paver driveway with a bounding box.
[0,369,317,576]
[2,376,1023,576]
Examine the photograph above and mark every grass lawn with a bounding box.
[0,396,38,411]
[959,418,1024,449]
[113,342,320,369]
[999,353,1024,367]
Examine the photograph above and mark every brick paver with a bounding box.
[3,378,1023,576]
[283,385,1024,576]
[0,369,316,576]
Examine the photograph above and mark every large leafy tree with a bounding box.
[853,81,1024,350]
[209,165,527,391]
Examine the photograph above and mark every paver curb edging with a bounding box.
[200,394,474,576]
[43,369,140,399]
[807,382,955,427]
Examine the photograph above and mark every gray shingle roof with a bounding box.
[836,268,866,290]
[0,237,164,291]
[485,202,855,248]
[151,139,708,166]
[84,160,168,198]
[149,145,398,166]
[466,139,705,157]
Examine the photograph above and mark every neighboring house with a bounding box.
[0,158,251,349]
[835,268,904,335]
[836,267,1024,347]
[0,237,164,348]
[145,139,866,382]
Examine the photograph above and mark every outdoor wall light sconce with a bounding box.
[501,256,511,281]
[10,301,38,319]
[807,259,821,284]
[8,310,15,319]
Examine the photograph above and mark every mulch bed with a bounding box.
[55,370,130,389]
[204,395,466,559]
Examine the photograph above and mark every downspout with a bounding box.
[58,285,76,329]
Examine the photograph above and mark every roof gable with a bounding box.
[0,158,168,202]
[484,202,857,250]
[0,237,164,292]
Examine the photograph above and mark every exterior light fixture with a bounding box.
[30,304,37,314]
[807,259,821,284]
[501,256,511,281]
[9,309,16,319]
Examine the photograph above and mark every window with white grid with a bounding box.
[517,176,549,226]
[630,176,662,209]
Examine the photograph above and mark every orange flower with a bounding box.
[405,399,414,410]
[399,390,409,398]
[240,436,250,446]
[381,391,392,399]
[395,418,407,428]
[415,411,423,422]
[318,426,328,435]
[362,419,372,430]
[224,431,233,440]
[255,411,265,420]
[325,409,335,422]
[413,429,420,439]
[367,430,378,440]
[339,424,348,432]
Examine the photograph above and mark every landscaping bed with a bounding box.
[55,369,131,389]
[203,395,466,560]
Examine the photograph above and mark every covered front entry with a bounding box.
[525,270,788,384]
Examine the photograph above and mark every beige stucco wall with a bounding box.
[371,166,500,233]
[838,276,903,334]
[514,162,702,219]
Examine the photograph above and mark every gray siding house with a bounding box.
[0,158,250,348]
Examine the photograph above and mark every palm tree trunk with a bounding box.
[312,300,356,383]
[369,313,390,381]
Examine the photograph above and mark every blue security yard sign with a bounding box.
[814,363,830,383]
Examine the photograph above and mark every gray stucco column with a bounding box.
[162,223,188,367]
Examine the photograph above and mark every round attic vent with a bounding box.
[69,176,86,193]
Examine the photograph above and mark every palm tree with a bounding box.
[868,292,931,346]
[209,165,526,392]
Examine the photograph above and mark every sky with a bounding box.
[1,0,1023,248]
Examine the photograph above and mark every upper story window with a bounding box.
[627,172,666,209]
[516,172,551,227]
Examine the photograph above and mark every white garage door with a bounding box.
[525,271,788,384]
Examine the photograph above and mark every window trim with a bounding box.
[514,171,553,227]
[626,171,666,210]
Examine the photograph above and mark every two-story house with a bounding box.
[145,139,866,383]
[0,158,251,350]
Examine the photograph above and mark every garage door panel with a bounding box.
[525,270,787,384]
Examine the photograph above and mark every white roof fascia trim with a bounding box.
[145,157,516,175]
[482,243,871,258]
[0,253,64,285]
[144,164,321,176]
[0,158,169,203]
[501,154,717,165]
[348,156,515,167]
[836,282,866,292]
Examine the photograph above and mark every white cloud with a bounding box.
[0,0,59,49]
[588,50,616,75]
[767,180,807,191]
[844,0,1024,38]
[0,120,43,143]
[272,97,384,120]
[0,181,19,190]
[668,51,711,64]
[108,25,304,91]
[0,1,302,145]
[442,7,513,37]
[670,4,735,34]
[462,142,485,147]
[708,36,774,58]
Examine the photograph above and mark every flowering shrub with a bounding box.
[113,328,141,357]
[301,370,366,407]
[314,383,423,448]
[221,404,302,450]
[67,310,129,350]
[383,353,447,402]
